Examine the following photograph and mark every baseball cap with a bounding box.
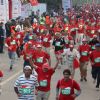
[24,65,32,70]
[42,63,50,69]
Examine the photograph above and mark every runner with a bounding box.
[79,39,91,82]
[42,29,52,55]
[29,57,59,100]
[90,43,100,91]
[56,69,81,100]
[14,65,39,100]
[65,45,80,78]
[52,32,65,68]
[5,33,18,70]
[32,44,51,68]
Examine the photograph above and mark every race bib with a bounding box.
[29,36,33,40]
[68,55,74,61]
[81,51,88,56]
[91,30,95,34]
[94,58,100,63]
[50,25,52,28]
[43,38,48,42]
[41,29,44,33]
[10,40,16,45]
[36,57,43,63]
[56,42,60,46]
[91,46,95,50]
[61,87,71,95]
[65,40,69,44]
[40,80,47,87]
[17,34,21,39]
[65,27,68,31]
[79,25,83,29]
[19,86,32,95]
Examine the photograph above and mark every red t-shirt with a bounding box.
[86,26,96,38]
[22,49,35,61]
[36,67,54,92]
[90,50,100,67]
[69,24,78,36]
[6,37,17,52]
[79,44,90,62]
[39,25,46,33]
[57,78,80,100]
[32,50,50,68]
[42,34,52,48]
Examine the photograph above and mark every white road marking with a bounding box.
[0,70,23,86]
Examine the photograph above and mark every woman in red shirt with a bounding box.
[56,69,81,100]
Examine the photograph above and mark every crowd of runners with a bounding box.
[0,3,100,100]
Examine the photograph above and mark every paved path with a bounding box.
[0,49,100,100]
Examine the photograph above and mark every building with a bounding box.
[0,0,47,23]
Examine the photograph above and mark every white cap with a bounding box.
[37,44,42,48]
[24,66,32,70]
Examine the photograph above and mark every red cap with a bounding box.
[42,63,50,69]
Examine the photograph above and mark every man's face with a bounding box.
[37,47,42,51]
[24,69,32,77]
[63,72,70,80]
[43,68,48,72]
[82,41,87,44]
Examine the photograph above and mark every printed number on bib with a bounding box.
[61,87,71,95]
[81,51,88,56]
[17,35,21,39]
[40,80,47,87]
[36,57,43,63]
[29,36,33,40]
[94,57,100,63]
[43,38,48,42]
[56,42,60,46]
[91,30,95,34]
[68,55,74,61]
[19,86,32,95]
[91,46,95,50]
[11,40,16,45]
[65,40,69,44]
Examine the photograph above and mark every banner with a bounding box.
[21,3,32,18]
[29,0,38,6]
[62,0,71,11]
[12,0,21,18]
